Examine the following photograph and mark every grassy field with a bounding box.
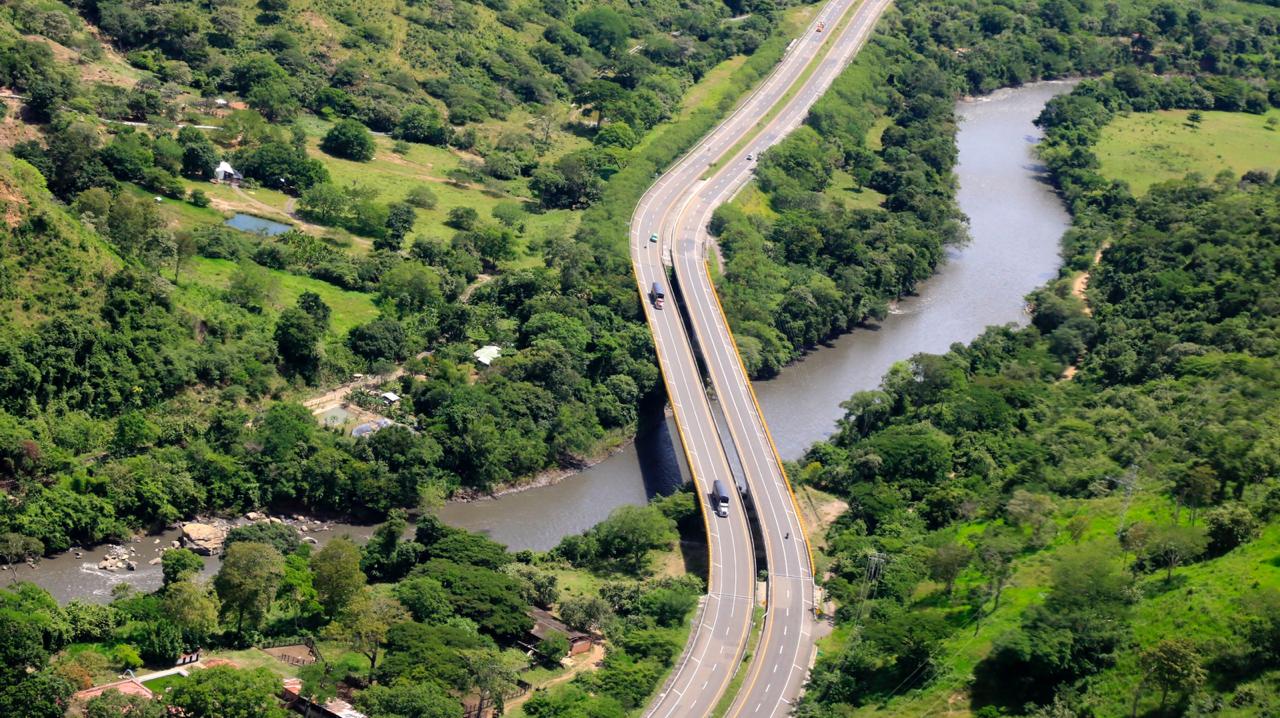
[179,257,381,335]
[1096,108,1280,194]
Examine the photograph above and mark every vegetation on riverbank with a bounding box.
[0,491,705,718]
[782,0,1280,716]
[711,0,1280,378]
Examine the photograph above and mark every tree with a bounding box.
[927,543,972,596]
[362,510,422,582]
[330,588,409,677]
[0,670,74,718]
[380,202,417,251]
[347,319,409,363]
[86,689,167,718]
[491,202,524,228]
[355,680,462,718]
[137,619,184,664]
[1141,524,1208,581]
[161,548,204,586]
[392,575,453,624]
[0,533,42,583]
[1203,503,1257,555]
[536,631,570,666]
[0,608,49,684]
[974,530,1020,613]
[422,559,533,641]
[298,183,349,226]
[321,119,375,161]
[1132,639,1205,716]
[573,7,629,55]
[297,292,332,331]
[558,595,612,633]
[214,542,285,635]
[587,505,676,574]
[1171,463,1217,524]
[162,580,219,646]
[173,230,198,284]
[594,122,637,148]
[275,308,322,376]
[297,660,348,718]
[462,649,522,716]
[181,139,220,179]
[164,665,287,718]
[394,105,450,145]
[1006,490,1057,546]
[446,206,479,230]
[311,537,366,618]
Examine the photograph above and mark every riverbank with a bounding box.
[441,81,1075,547]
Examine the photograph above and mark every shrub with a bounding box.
[321,119,376,161]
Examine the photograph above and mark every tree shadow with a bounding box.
[1138,573,1189,598]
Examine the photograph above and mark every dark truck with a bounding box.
[712,479,730,517]
[651,281,665,309]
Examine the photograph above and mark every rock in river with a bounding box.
[181,522,227,555]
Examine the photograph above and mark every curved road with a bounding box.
[632,0,891,715]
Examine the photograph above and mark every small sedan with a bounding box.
[649,232,659,243]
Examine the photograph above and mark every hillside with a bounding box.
[772,0,1280,716]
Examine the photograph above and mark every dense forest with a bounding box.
[714,0,1280,376]
[787,0,1280,714]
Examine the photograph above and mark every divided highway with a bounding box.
[632,0,891,716]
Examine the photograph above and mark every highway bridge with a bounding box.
[631,0,892,715]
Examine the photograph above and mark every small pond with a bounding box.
[224,213,292,237]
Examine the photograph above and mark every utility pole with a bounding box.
[854,551,888,626]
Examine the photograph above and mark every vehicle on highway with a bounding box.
[746,153,753,161]
[817,21,825,31]
[712,479,730,517]
[649,232,659,243]
[651,281,665,309]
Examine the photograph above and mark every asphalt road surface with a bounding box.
[631,0,891,716]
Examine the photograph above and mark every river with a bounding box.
[17,81,1074,602]
[440,80,1075,546]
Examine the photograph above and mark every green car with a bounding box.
[649,233,659,243]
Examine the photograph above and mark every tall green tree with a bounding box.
[330,588,409,677]
[311,537,366,618]
[213,542,285,635]
[165,666,286,718]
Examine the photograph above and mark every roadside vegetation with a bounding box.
[780,0,1280,716]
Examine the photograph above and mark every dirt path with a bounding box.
[504,644,606,713]
[302,369,406,414]
[459,273,494,303]
[1062,242,1109,380]
[1070,243,1109,316]
[302,349,434,416]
